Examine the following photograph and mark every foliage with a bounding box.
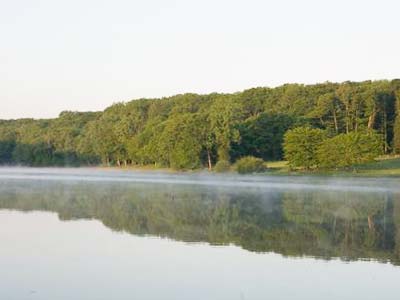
[283,126,327,169]
[156,114,203,169]
[208,95,243,161]
[394,91,400,154]
[317,132,382,169]
[231,113,297,161]
[214,160,231,172]
[0,80,399,169]
[0,125,15,164]
[394,116,400,154]
[234,156,266,174]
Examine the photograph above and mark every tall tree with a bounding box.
[209,95,244,162]
[393,91,400,154]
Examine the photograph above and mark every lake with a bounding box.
[0,167,399,300]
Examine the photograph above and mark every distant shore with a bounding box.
[2,156,400,178]
[94,156,400,178]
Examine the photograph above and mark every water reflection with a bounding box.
[0,179,399,265]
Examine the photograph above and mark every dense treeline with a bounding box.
[1,79,400,169]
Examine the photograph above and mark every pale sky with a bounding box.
[1,0,399,119]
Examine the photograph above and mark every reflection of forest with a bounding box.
[1,180,399,265]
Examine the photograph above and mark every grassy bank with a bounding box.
[100,156,400,178]
[265,156,400,177]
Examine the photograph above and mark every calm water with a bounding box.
[0,168,400,300]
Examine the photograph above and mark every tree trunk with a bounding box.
[368,215,374,231]
[367,110,376,130]
[207,150,212,171]
[354,108,358,132]
[332,109,338,133]
[384,110,388,153]
[332,216,337,236]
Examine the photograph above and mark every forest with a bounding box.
[1,79,400,170]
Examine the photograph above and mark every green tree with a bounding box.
[283,126,327,169]
[209,95,243,162]
[0,124,16,164]
[156,114,203,169]
[317,132,382,169]
[79,118,118,166]
[308,92,342,133]
[231,113,296,161]
[393,89,400,154]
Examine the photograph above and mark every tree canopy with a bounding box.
[0,79,399,169]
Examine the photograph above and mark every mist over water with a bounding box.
[1,167,399,300]
[0,167,399,193]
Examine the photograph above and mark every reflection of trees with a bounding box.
[0,180,399,265]
[394,194,400,262]
[281,191,396,261]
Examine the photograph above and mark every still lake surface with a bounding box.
[0,167,399,300]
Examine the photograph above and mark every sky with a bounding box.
[1,0,399,119]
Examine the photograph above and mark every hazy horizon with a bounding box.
[2,0,400,119]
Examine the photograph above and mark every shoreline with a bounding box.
[1,157,400,178]
[93,156,400,178]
